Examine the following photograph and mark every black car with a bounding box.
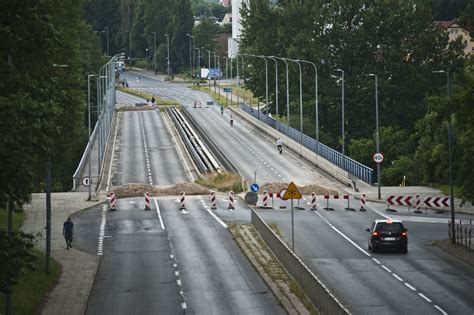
[366,219,408,253]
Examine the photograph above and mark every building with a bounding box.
[434,20,474,55]
[220,0,231,6]
[229,0,246,58]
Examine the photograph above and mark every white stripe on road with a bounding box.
[97,204,107,256]
[392,273,403,282]
[404,282,417,291]
[418,293,432,303]
[434,305,448,314]
[381,265,392,273]
[154,198,165,230]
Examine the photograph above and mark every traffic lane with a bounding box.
[115,111,148,185]
[86,197,182,315]
[70,203,103,255]
[195,194,251,224]
[302,197,474,314]
[258,208,438,314]
[159,197,286,314]
[141,110,188,185]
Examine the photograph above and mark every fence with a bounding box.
[251,209,349,314]
[240,103,374,184]
[449,219,473,250]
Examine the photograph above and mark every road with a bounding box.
[74,88,285,314]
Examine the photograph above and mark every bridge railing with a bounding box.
[240,103,374,184]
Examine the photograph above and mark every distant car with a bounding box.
[366,219,407,253]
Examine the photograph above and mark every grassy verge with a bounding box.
[432,184,463,199]
[191,84,259,108]
[195,172,244,193]
[0,208,61,315]
[117,86,180,105]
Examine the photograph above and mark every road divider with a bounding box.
[144,192,151,210]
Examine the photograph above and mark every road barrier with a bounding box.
[343,195,355,211]
[228,191,235,210]
[180,191,186,211]
[263,190,269,207]
[144,192,151,210]
[251,209,349,314]
[415,194,422,213]
[210,191,217,209]
[109,192,116,211]
[360,194,366,211]
[385,194,450,212]
[311,192,317,210]
[323,195,336,211]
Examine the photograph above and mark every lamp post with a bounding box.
[205,49,211,87]
[268,56,279,116]
[256,55,269,115]
[105,26,109,55]
[333,69,345,161]
[87,74,97,201]
[213,52,217,94]
[195,47,201,75]
[289,59,303,148]
[187,34,192,76]
[152,32,157,75]
[433,70,455,244]
[298,60,319,146]
[128,31,131,66]
[165,33,170,75]
[367,74,381,200]
[273,57,290,133]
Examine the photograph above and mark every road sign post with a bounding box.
[282,182,302,251]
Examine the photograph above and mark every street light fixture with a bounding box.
[104,26,109,55]
[332,69,346,162]
[272,56,290,133]
[432,70,455,244]
[268,56,279,116]
[205,49,211,87]
[288,59,304,150]
[187,34,193,77]
[297,60,319,145]
[367,74,381,200]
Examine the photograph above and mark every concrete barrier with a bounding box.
[251,209,349,314]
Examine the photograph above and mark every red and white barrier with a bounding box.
[424,196,449,208]
[144,192,151,210]
[109,192,116,211]
[210,191,217,209]
[180,191,186,210]
[360,193,366,211]
[386,195,413,206]
[263,190,268,207]
[414,194,422,213]
[311,192,317,210]
[343,195,355,211]
[323,195,335,211]
[228,191,235,210]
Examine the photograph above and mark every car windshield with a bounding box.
[376,222,404,232]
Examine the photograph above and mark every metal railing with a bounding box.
[449,219,473,250]
[240,103,374,184]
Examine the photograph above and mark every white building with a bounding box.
[228,0,246,58]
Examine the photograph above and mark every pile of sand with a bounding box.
[259,182,338,195]
[113,182,210,198]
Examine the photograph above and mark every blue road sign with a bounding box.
[223,87,232,93]
[250,183,259,193]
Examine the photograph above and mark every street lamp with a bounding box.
[367,74,381,200]
[87,74,97,201]
[187,34,193,77]
[332,69,345,161]
[272,57,290,133]
[195,47,201,75]
[104,26,109,55]
[433,70,455,243]
[298,60,319,145]
[268,56,279,116]
[165,34,170,76]
[205,49,211,86]
[289,59,304,149]
[152,32,157,75]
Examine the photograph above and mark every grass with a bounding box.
[117,86,180,105]
[195,172,244,193]
[0,208,61,315]
[191,84,260,108]
[433,184,463,199]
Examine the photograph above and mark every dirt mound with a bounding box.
[113,182,210,198]
[259,182,338,195]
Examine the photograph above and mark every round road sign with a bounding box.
[81,176,91,187]
[373,152,384,164]
[250,183,259,193]
[244,192,258,205]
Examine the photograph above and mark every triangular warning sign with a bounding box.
[283,182,302,200]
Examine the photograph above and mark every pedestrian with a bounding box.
[220,105,224,115]
[151,96,156,105]
[275,137,283,154]
[230,114,234,127]
[63,217,74,249]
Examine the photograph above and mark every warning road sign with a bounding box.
[283,182,302,200]
[81,176,90,187]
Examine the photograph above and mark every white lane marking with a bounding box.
[372,258,381,264]
[392,273,403,282]
[381,265,392,273]
[105,112,120,192]
[418,293,432,303]
[313,211,371,257]
[181,303,187,310]
[139,112,153,185]
[154,198,165,230]
[433,305,447,314]
[202,204,228,229]
[97,204,107,256]
[175,271,179,276]
[404,282,417,291]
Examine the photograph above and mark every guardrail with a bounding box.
[251,209,349,314]
[449,219,473,250]
[240,103,373,184]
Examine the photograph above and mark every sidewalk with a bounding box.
[22,192,103,315]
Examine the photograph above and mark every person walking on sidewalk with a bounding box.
[230,114,234,127]
[63,217,74,249]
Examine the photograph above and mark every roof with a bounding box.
[434,20,458,29]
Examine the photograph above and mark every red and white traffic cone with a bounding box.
[109,192,116,211]
[228,191,235,210]
[360,193,366,211]
[180,191,186,211]
[263,190,268,207]
[144,192,151,210]
[415,194,422,213]
[311,192,317,211]
[211,191,217,210]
